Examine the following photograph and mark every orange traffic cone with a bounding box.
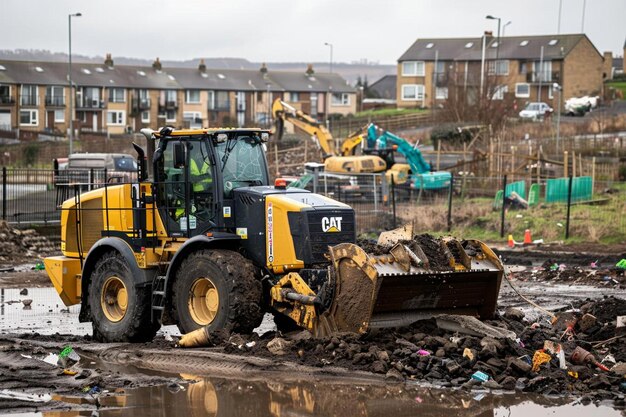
[508,234,515,248]
[523,229,532,245]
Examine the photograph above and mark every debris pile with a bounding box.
[197,296,626,401]
[0,221,58,263]
[517,260,626,288]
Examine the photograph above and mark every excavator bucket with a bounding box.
[315,231,504,337]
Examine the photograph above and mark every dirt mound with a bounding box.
[0,221,59,264]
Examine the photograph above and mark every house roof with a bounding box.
[369,75,397,100]
[399,34,593,62]
[0,60,355,93]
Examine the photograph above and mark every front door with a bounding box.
[92,113,98,131]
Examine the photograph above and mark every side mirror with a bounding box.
[173,142,186,167]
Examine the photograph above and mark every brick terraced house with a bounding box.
[396,33,607,111]
[0,56,356,135]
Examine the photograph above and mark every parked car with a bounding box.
[519,102,553,120]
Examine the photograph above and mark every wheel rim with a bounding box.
[189,277,219,326]
[101,276,128,322]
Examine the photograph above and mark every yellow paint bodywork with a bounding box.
[270,272,318,331]
[265,195,307,273]
[44,256,82,306]
[385,163,410,185]
[60,183,166,259]
[324,155,387,173]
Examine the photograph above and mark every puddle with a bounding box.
[0,286,276,337]
[2,375,622,417]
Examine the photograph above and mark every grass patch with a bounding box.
[394,189,626,245]
[355,108,428,118]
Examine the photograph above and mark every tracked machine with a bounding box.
[45,127,503,342]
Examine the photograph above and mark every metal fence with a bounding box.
[2,166,625,243]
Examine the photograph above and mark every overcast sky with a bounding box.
[1,0,624,64]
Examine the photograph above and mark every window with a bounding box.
[108,88,125,103]
[54,109,65,122]
[515,83,530,98]
[107,110,125,125]
[520,40,529,47]
[435,87,448,100]
[401,84,425,101]
[425,42,434,49]
[465,42,474,48]
[183,111,202,128]
[548,39,558,46]
[207,91,215,109]
[331,93,350,106]
[548,85,554,99]
[20,85,38,106]
[402,61,425,76]
[20,109,38,126]
[215,91,229,110]
[46,86,65,106]
[141,110,150,123]
[487,60,509,75]
[166,109,176,122]
[533,60,552,81]
[492,85,508,100]
[165,90,177,103]
[289,92,300,102]
[185,90,200,103]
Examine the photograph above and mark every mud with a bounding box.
[412,234,452,270]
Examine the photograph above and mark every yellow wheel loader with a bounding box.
[44,127,503,342]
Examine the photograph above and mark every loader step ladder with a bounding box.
[151,275,167,322]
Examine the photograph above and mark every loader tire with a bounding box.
[89,252,157,342]
[172,250,263,335]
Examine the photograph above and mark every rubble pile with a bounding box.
[205,297,626,401]
[0,221,58,263]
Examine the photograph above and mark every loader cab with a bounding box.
[153,129,270,237]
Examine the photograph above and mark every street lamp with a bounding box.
[324,42,333,74]
[553,83,562,152]
[68,12,82,155]
[486,15,501,63]
[324,42,333,129]
[502,20,512,38]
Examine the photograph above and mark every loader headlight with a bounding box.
[260,132,269,142]
[216,133,228,143]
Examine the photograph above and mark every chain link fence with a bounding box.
[2,166,625,244]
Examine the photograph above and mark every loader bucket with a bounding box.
[316,235,504,336]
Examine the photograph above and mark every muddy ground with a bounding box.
[1,230,626,412]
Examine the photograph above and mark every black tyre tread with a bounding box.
[90,252,158,343]
[172,249,263,334]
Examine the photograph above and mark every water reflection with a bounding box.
[35,375,622,417]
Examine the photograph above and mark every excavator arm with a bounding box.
[272,99,336,157]
[339,125,369,156]
[368,124,431,174]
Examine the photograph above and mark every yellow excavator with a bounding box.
[44,127,503,342]
[272,99,387,174]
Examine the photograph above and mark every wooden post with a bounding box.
[436,140,442,171]
[510,146,515,181]
[536,145,541,183]
[563,151,568,178]
[489,137,494,175]
[304,137,308,163]
[579,154,583,177]
[274,143,279,177]
[572,150,576,178]
[591,157,596,195]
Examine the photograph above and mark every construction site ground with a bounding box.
[0,227,625,415]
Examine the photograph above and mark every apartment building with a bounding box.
[396,33,606,111]
[0,56,356,135]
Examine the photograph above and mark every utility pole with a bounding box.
[68,12,82,155]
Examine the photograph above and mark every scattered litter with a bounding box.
[0,389,51,403]
[471,371,489,382]
[463,348,474,361]
[57,346,80,368]
[0,267,15,273]
[417,349,430,356]
[21,299,32,307]
[20,354,32,359]
[473,393,485,401]
[42,353,59,366]
[531,351,551,372]
[616,259,626,270]
[61,369,78,376]
[570,346,609,371]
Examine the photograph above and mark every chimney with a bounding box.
[603,51,613,80]
[259,63,268,74]
[198,59,206,72]
[305,64,314,76]
[152,57,162,71]
[104,53,114,68]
